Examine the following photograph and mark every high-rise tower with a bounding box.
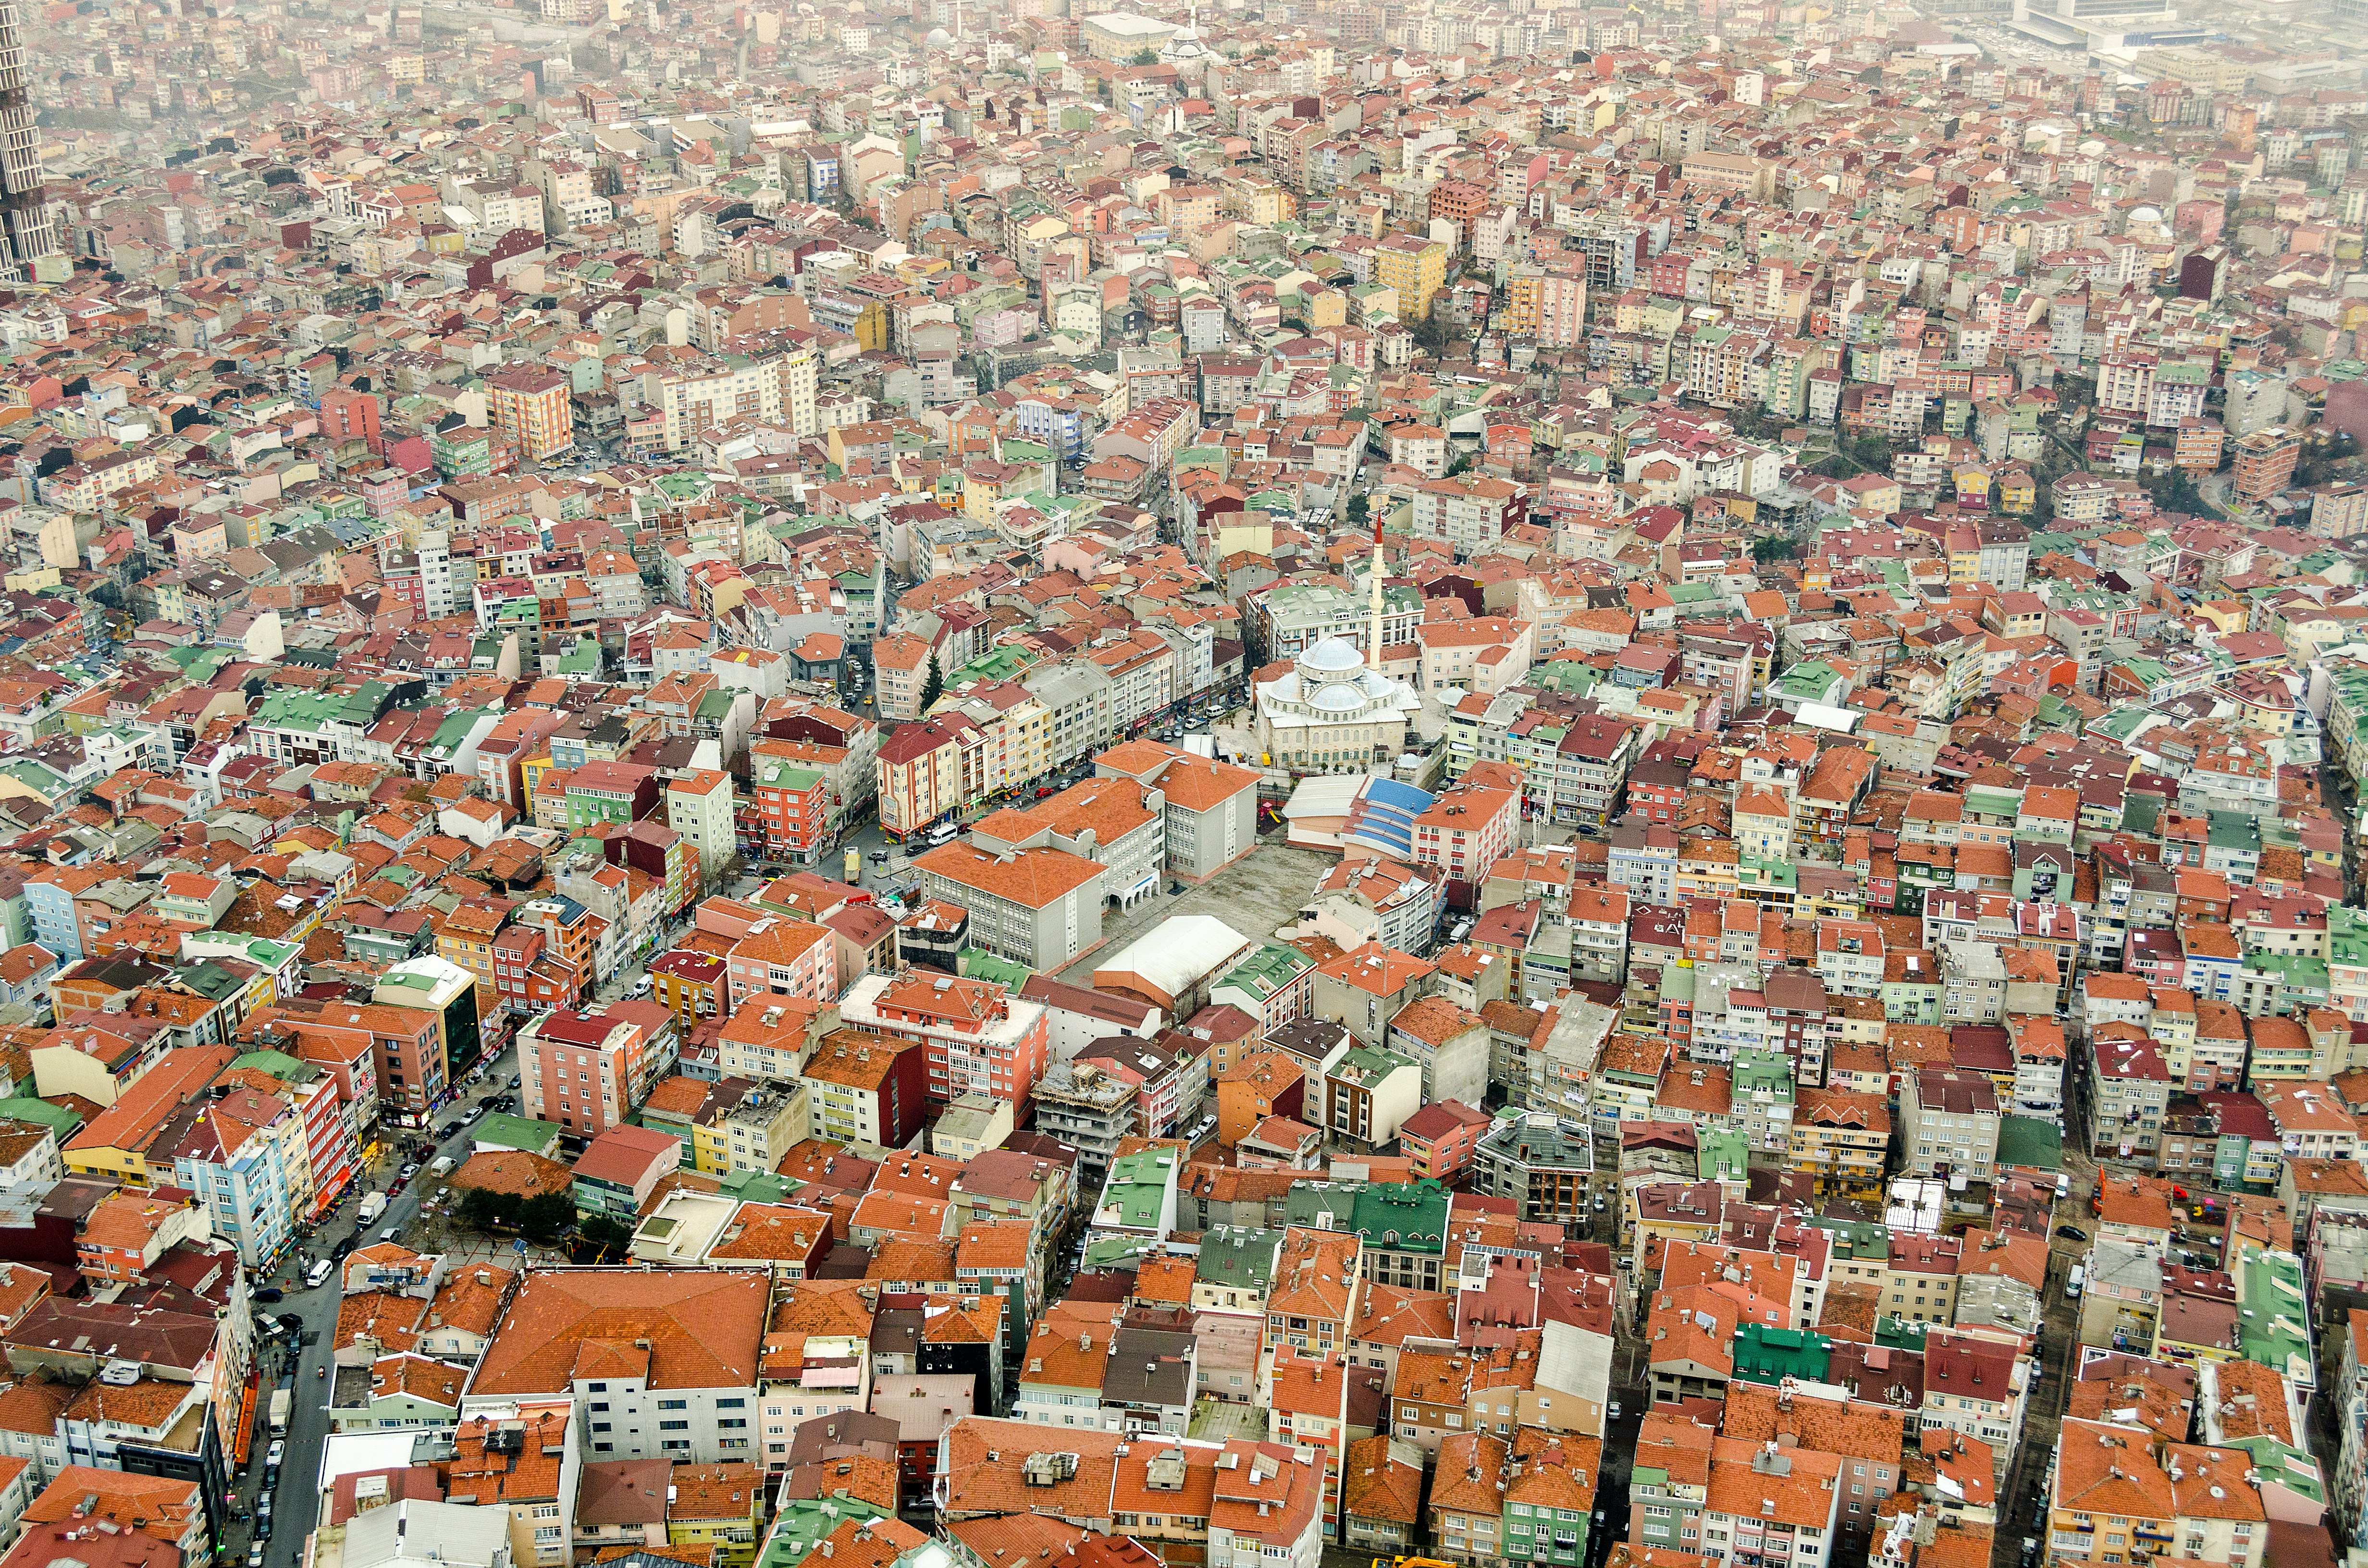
[0,0,57,284]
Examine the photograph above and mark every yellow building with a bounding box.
[665,1464,766,1568]
[1374,234,1448,322]
[1505,265,1543,336]
[691,1115,731,1176]
[485,366,575,464]
[1997,469,2036,514]
[1788,1087,1890,1197]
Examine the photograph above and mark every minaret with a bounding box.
[0,0,55,283]
[1366,511,1384,664]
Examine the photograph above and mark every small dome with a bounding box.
[925,25,952,45]
[1311,685,1367,713]
[1298,637,1363,674]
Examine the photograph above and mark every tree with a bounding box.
[2145,466,2209,517]
[919,648,944,710]
[1410,311,1456,353]
[518,1191,576,1243]
[1345,493,1370,527]
[1131,47,1159,63]
[580,1214,633,1260]
[458,1187,515,1231]
[1751,535,1799,564]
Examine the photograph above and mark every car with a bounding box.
[330,1237,355,1260]
[247,1547,265,1568]
[277,1313,304,1330]
[438,1122,462,1138]
[508,1076,521,1089]
[2056,1225,2087,1241]
[257,1520,272,1544]
[869,850,890,864]
[1607,1402,1622,1422]
[399,1162,420,1177]
[267,1439,285,1467]
[1035,786,1057,797]
[254,1287,283,1303]
[388,1177,408,1196]
[259,1495,273,1520]
[378,1226,401,1243]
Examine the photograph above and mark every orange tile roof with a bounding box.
[472,1269,767,1396]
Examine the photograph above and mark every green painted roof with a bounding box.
[1196,1225,1280,1288]
[2235,1244,2313,1383]
[227,1049,314,1083]
[1349,1180,1449,1256]
[1217,943,1312,1002]
[1732,1322,1832,1384]
[1097,1149,1179,1230]
[1996,1115,2062,1171]
[470,1113,565,1155]
[0,1097,80,1135]
[1697,1128,1748,1185]
[958,950,1033,989]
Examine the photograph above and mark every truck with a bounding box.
[268,1389,291,1436]
[845,847,861,884]
[357,1192,388,1224]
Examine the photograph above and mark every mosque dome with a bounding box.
[1298,637,1364,675]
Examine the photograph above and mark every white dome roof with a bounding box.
[1298,637,1363,674]
[925,25,952,44]
[1311,685,1367,713]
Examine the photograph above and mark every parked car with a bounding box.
[254,1287,283,1303]
[267,1440,285,1467]
[2055,1225,2087,1241]
[378,1225,401,1244]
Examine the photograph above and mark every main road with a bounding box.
[234,1038,526,1568]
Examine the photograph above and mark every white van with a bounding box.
[305,1258,334,1289]
[2065,1264,2085,1298]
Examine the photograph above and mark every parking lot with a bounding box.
[1055,828,1332,980]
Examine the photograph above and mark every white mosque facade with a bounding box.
[1251,636,1422,773]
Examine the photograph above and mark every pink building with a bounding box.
[837,970,1051,1116]
[723,918,838,1011]
[1398,1100,1492,1186]
[518,1008,668,1135]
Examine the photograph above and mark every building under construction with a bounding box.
[0,0,57,284]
